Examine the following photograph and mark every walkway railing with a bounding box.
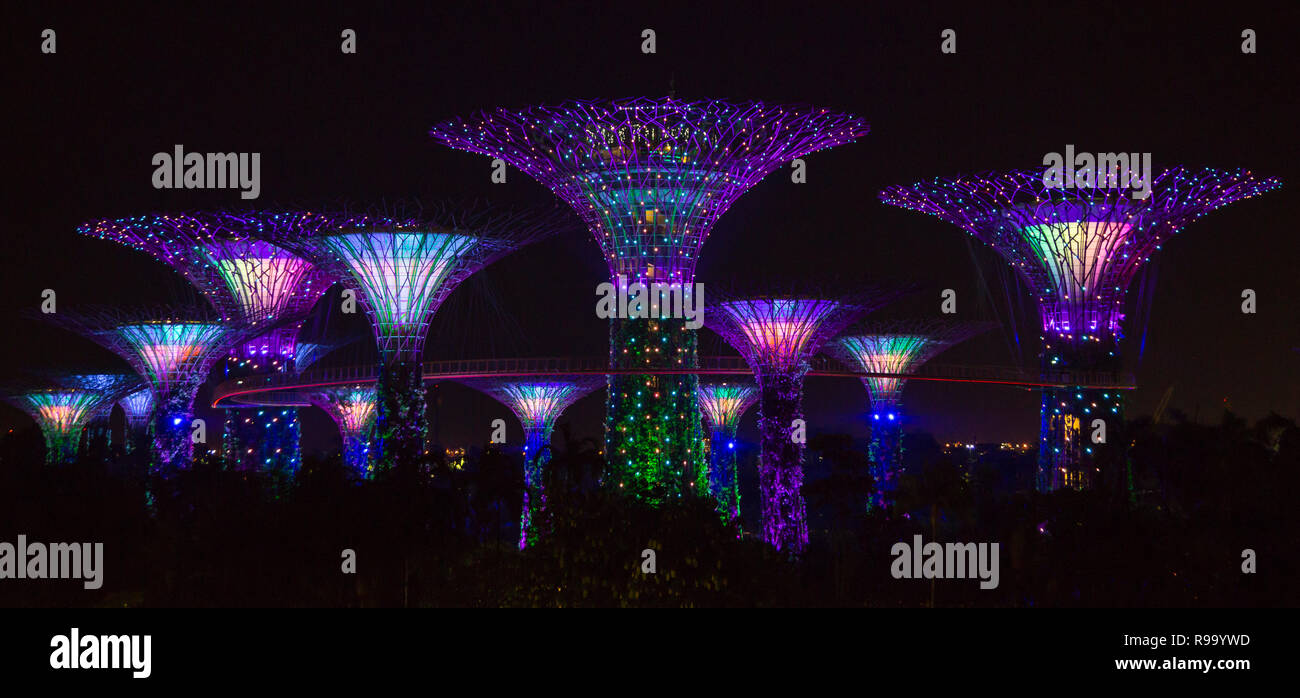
[212,355,1136,407]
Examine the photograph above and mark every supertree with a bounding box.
[431,97,869,504]
[880,166,1280,491]
[253,204,563,473]
[79,212,335,475]
[1,384,116,466]
[119,387,154,455]
[454,376,604,549]
[825,320,993,509]
[49,373,141,461]
[696,381,759,522]
[44,305,247,471]
[305,384,378,479]
[706,289,901,552]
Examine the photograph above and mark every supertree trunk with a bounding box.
[341,433,371,478]
[1037,341,1123,492]
[605,317,705,504]
[519,426,550,550]
[151,391,197,473]
[374,361,427,474]
[706,425,741,521]
[868,419,903,510]
[755,368,809,553]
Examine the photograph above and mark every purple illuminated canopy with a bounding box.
[431,97,869,283]
[879,167,1280,343]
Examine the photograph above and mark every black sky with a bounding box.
[3,2,1297,452]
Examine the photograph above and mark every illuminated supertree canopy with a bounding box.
[707,289,901,552]
[306,385,378,479]
[52,373,141,460]
[826,320,993,508]
[44,306,247,471]
[78,211,345,475]
[119,387,155,454]
[879,168,1280,344]
[880,166,1280,491]
[78,211,336,363]
[697,381,758,521]
[431,97,868,283]
[432,98,868,504]
[455,376,604,550]
[2,388,102,465]
[258,203,565,472]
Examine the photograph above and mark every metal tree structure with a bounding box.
[79,212,335,475]
[255,204,563,473]
[880,166,1280,491]
[431,97,869,504]
[305,385,378,479]
[44,306,247,471]
[454,376,604,550]
[696,381,759,522]
[2,387,107,466]
[50,373,141,461]
[706,290,899,552]
[119,387,154,455]
[826,320,993,509]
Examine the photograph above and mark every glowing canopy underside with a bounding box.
[321,232,478,361]
[697,382,759,430]
[879,167,1281,341]
[10,390,101,434]
[114,322,233,392]
[458,378,604,432]
[308,386,377,437]
[431,97,869,282]
[710,298,847,369]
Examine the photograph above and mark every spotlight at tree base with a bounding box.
[880,166,1280,491]
[256,203,565,474]
[306,385,378,479]
[826,320,994,510]
[78,212,339,475]
[431,97,869,505]
[707,289,902,552]
[696,381,758,522]
[454,377,604,550]
[42,306,250,472]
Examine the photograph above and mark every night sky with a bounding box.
[3,3,1297,455]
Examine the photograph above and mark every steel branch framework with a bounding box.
[431,97,868,283]
[879,168,1279,344]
